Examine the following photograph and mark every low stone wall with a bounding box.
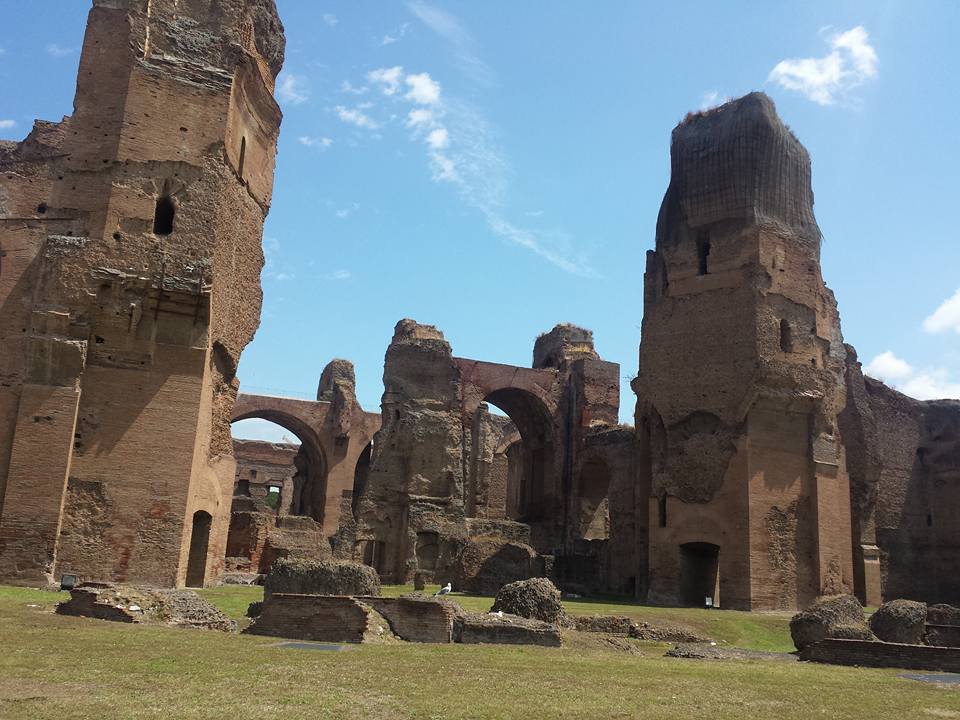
[246,593,562,647]
[361,597,456,644]
[925,625,960,648]
[801,638,960,672]
[456,613,562,647]
[246,594,371,643]
[56,583,237,632]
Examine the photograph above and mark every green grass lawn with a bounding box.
[2,584,957,720]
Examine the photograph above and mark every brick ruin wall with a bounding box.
[0,4,955,609]
[0,0,284,588]
[350,319,633,594]
[841,350,960,605]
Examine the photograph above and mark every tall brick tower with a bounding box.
[0,0,284,587]
[634,93,854,610]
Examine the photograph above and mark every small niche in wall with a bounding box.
[779,319,793,352]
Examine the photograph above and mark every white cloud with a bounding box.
[406,108,436,129]
[322,13,338,27]
[368,66,404,96]
[46,43,74,57]
[407,1,494,85]
[426,127,449,150]
[276,73,309,105]
[341,80,369,95]
[382,23,410,46]
[0,119,16,130]
[325,269,352,281]
[699,90,728,111]
[769,25,878,105]
[922,288,960,335]
[335,203,360,219]
[864,351,913,382]
[262,236,296,282]
[298,136,333,150]
[405,72,441,105]
[864,351,959,400]
[901,370,960,402]
[335,106,379,130]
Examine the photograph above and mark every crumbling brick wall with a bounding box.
[0,0,285,588]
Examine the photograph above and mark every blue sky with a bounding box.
[3,1,959,444]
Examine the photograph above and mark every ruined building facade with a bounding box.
[0,0,284,588]
[348,320,632,593]
[0,2,956,610]
[634,94,855,609]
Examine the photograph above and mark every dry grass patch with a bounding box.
[2,585,959,719]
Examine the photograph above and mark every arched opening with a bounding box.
[351,442,372,520]
[696,232,710,276]
[779,318,793,352]
[186,510,212,587]
[577,458,610,540]
[153,195,176,235]
[468,388,555,526]
[232,410,327,524]
[680,542,720,606]
[238,136,247,180]
[415,531,440,572]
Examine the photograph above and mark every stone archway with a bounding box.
[230,407,329,525]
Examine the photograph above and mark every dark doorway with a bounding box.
[186,510,212,587]
[680,542,719,606]
[153,195,175,235]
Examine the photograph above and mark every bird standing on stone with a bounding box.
[434,582,452,596]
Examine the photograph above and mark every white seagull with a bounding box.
[434,582,452,597]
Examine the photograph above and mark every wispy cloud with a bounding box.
[325,269,352,281]
[262,236,296,282]
[335,203,360,219]
[46,43,74,58]
[407,1,494,85]
[322,13,338,27]
[865,350,959,400]
[335,105,379,130]
[0,119,16,130]
[769,25,878,105]
[368,66,404,96]
[382,23,410,46]
[276,73,309,105]
[341,80,369,95]
[699,90,729,111]
[298,136,333,150]
[363,61,594,275]
[923,288,960,335]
